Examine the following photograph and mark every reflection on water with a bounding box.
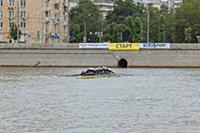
[0,67,200,133]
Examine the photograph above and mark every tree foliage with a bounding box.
[69,0,200,43]
[9,24,22,41]
[104,0,146,42]
[175,0,200,42]
[69,0,102,42]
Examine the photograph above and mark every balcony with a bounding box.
[94,2,114,7]
[8,6,15,10]
[63,0,68,7]
[46,6,51,11]
[174,0,182,4]
[64,21,68,26]
[99,7,113,12]
[53,18,60,24]
[9,17,15,20]
[45,17,51,22]
[21,16,28,20]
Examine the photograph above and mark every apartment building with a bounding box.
[0,0,69,43]
[44,0,69,43]
[91,0,114,18]
[69,0,78,9]
[134,0,182,9]
[161,0,182,9]
[134,0,161,8]
[69,0,114,18]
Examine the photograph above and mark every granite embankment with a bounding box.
[0,43,200,67]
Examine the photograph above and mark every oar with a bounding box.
[58,74,80,77]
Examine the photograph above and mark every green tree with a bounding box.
[175,0,200,42]
[9,24,22,42]
[184,27,193,42]
[147,5,160,42]
[69,0,102,42]
[165,12,176,43]
[104,0,146,42]
[70,24,82,43]
[116,24,129,42]
[124,16,144,42]
[146,4,175,43]
[103,23,118,42]
[106,0,137,23]
[133,16,144,42]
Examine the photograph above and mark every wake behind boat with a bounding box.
[77,66,114,79]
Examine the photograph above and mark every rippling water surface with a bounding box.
[0,67,200,133]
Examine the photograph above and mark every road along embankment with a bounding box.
[0,43,200,67]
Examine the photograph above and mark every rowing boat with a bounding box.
[77,73,114,79]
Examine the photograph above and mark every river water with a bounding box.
[0,68,200,133]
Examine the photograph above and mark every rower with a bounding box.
[81,67,113,76]
[86,68,96,75]
[81,71,86,76]
[107,68,113,73]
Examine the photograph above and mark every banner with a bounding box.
[140,43,170,49]
[140,43,155,48]
[109,43,140,51]
[79,43,108,48]
[155,43,170,48]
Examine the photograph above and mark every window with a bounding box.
[0,11,3,18]
[9,0,15,7]
[21,21,26,28]
[0,22,3,29]
[55,13,60,21]
[45,0,50,7]
[20,10,26,18]
[21,0,26,7]
[0,0,3,6]
[9,10,14,19]
[9,22,14,28]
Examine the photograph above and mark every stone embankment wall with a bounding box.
[0,43,200,67]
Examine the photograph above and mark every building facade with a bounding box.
[69,0,78,9]
[0,0,69,43]
[69,0,114,18]
[134,0,182,9]
[134,0,161,8]
[91,0,114,18]
[161,0,182,9]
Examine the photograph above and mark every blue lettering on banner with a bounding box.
[79,43,109,48]
[141,43,155,48]
[140,43,170,49]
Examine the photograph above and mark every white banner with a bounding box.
[79,43,109,48]
[154,43,170,48]
[140,43,170,49]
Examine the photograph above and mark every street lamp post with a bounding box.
[84,19,87,41]
[17,0,20,43]
[147,4,150,43]
[100,18,103,43]
[67,0,70,43]
[83,14,92,43]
